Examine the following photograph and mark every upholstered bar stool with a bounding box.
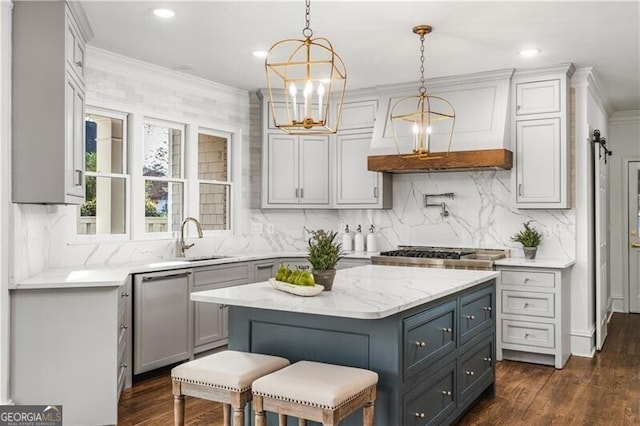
[171,350,290,426]
[252,361,378,426]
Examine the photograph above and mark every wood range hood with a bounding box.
[367,149,513,173]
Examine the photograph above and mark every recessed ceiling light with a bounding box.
[519,48,541,58]
[153,8,175,18]
[252,51,268,58]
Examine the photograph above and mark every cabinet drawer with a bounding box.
[460,286,494,346]
[502,319,555,349]
[403,300,456,379]
[515,79,560,115]
[403,360,456,426]
[501,270,555,288]
[458,337,494,402]
[194,263,251,288]
[502,290,555,318]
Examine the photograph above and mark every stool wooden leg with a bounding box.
[172,380,185,426]
[322,409,339,426]
[254,395,266,426]
[232,406,244,426]
[362,402,375,426]
[222,403,230,426]
[278,413,287,425]
[298,418,307,426]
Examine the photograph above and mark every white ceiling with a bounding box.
[80,1,640,112]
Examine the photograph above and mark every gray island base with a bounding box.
[192,265,498,425]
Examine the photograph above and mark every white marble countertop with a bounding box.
[10,251,378,290]
[495,257,575,269]
[191,265,500,319]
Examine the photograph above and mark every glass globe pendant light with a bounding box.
[390,25,455,158]
[265,0,347,134]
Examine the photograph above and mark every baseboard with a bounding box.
[571,327,595,357]
[612,297,626,313]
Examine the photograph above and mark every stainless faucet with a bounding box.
[177,217,203,257]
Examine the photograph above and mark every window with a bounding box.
[78,111,128,236]
[76,109,238,241]
[143,120,185,234]
[197,131,232,231]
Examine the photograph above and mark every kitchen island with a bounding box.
[191,265,499,426]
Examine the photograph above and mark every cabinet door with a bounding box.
[193,291,225,350]
[336,133,379,205]
[267,134,298,204]
[516,118,561,205]
[65,10,85,82]
[515,79,560,116]
[65,75,85,199]
[299,135,330,205]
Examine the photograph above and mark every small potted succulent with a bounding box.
[511,221,543,259]
[306,228,343,291]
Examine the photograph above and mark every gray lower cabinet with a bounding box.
[133,270,193,374]
[192,262,253,353]
[254,261,277,282]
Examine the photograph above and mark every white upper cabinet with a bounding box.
[333,97,392,208]
[265,133,330,207]
[12,1,93,204]
[515,79,561,116]
[261,93,390,209]
[511,64,574,209]
[515,118,561,204]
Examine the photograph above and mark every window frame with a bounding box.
[73,105,243,243]
[192,127,234,235]
[75,106,130,243]
[139,117,187,240]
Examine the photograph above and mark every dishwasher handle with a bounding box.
[142,271,192,282]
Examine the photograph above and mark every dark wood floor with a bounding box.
[118,313,640,425]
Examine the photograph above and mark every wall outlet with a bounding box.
[251,222,263,235]
[267,223,275,234]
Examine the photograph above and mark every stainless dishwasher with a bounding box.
[133,269,193,374]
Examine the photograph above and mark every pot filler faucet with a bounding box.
[177,217,203,257]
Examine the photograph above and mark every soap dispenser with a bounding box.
[354,225,365,252]
[366,225,378,253]
[342,224,353,251]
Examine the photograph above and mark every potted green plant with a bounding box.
[511,221,543,259]
[306,228,343,291]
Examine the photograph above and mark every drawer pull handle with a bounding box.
[442,327,452,333]
[415,341,427,347]
[415,413,425,418]
[121,292,129,297]
[120,324,128,330]
[465,315,475,320]
[120,363,128,368]
[483,306,492,311]
[441,390,452,396]
[483,357,492,362]
[466,370,475,376]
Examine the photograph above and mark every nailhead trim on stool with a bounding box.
[171,350,290,426]
[252,361,378,426]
